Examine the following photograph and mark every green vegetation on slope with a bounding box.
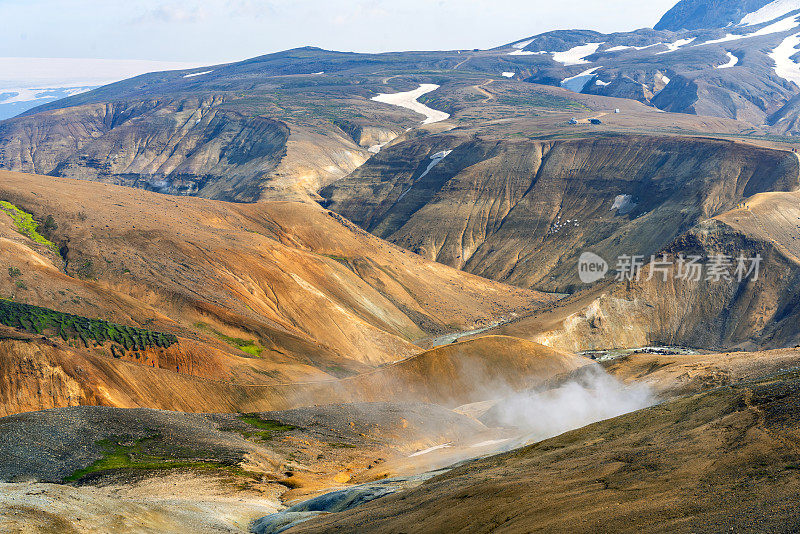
[0,201,58,252]
[195,321,264,356]
[0,299,178,352]
[66,437,229,482]
[496,93,588,111]
[237,413,298,441]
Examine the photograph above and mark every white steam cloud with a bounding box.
[481,365,654,444]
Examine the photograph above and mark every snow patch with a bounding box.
[700,15,799,46]
[595,79,610,86]
[368,142,389,154]
[561,67,601,92]
[409,443,452,457]
[717,52,739,68]
[548,214,580,234]
[507,49,548,56]
[770,32,800,85]
[183,70,212,78]
[741,0,800,26]
[512,38,534,49]
[611,194,637,215]
[657,38,696,54]
[396,150,452,202]
[605,43,661,52]
[371,83,450,125]
[501,71,515,78]
[552,42,604,65]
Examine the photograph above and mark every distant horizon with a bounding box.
[1,0,679,65]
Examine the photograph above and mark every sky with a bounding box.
[1,0,680,64]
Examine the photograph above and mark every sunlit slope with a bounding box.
[0,170,556,415]
[0,332,584,416]
[291,370,800,533]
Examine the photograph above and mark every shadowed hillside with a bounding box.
[323,134,799,292]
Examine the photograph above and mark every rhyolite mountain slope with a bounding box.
[3,1,800,203]
[479,186,800,353]
[0,170,554,415]
[322,133,799,293]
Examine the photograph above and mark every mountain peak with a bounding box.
[654,0,776,31]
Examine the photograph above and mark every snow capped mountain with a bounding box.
[492,0,800,133]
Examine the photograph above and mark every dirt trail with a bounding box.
[453,55,473,70]
[574,112,608,124]
[472,80,495,103]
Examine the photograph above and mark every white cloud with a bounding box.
[131,2,207,25]
[0,0,680,63]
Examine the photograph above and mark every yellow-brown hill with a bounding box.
[0,331,585,416]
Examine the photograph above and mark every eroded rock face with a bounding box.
[0,97,372,203]
[0,98,284,201]
[496,210,800,352]
[322,134,799,293]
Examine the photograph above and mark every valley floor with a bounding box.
[2,346,800,533]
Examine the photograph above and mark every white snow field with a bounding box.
[701,14,800,45]
[507,49,548,56]
[741,0,800,26]
[396,150,452,202]
[717,52,740,68]
[511,39,534,49]
[561,67,601,92]
[606,43,661,52]
[501,72,515,78]
[770,32,800,85]
[552,42,604,65]
[658,37,696,53]
[183,70,213,78]
[371,83,450,125]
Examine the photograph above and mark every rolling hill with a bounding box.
[0,170,555,415]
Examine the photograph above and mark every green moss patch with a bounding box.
[0,201,58,252]
[66,437,228,482]
[195,322,264,357]
[237,413,297,441]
